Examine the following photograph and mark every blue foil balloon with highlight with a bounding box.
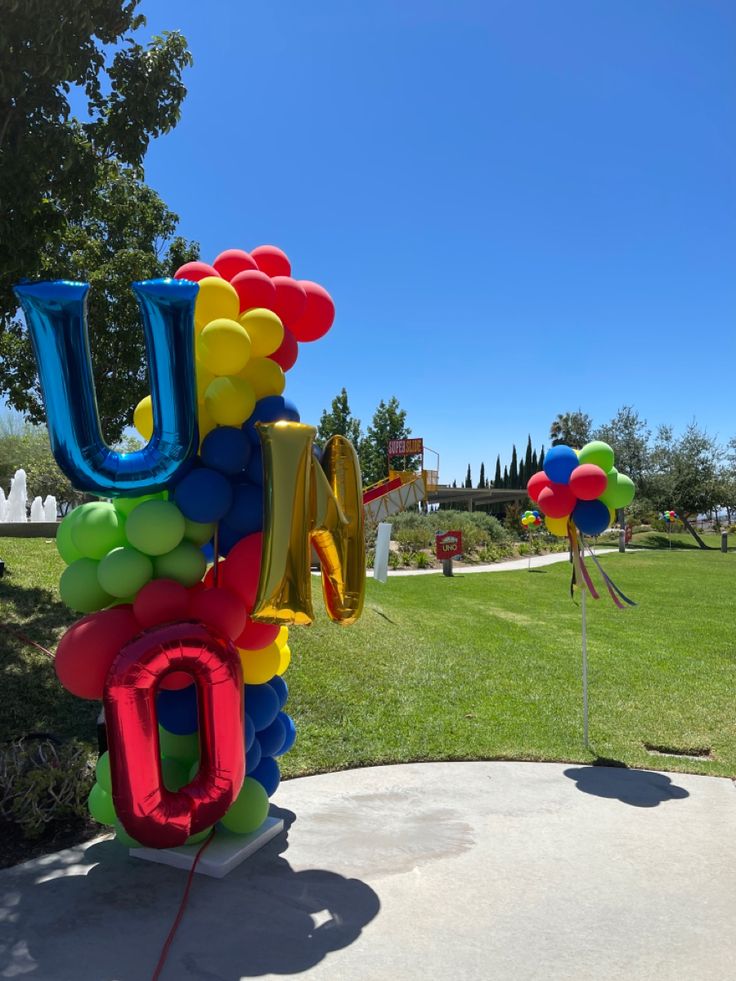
[12,278,199,497]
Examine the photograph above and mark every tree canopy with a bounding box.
[316,388,362,449]
[0,1,196,441]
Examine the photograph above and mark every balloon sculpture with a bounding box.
[661,510,679,524]
[521,509,542,529]
[14,245,365,850]
[527,440,636,607]
[527,440,636,748]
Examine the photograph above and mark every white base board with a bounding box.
[129,816,285,879]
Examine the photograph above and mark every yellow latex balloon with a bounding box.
[275,625,289,649]
[238,643,281,685]
[204,376,256,427]
[545,515,569,538]
[239,309,284,358]
[199,318,252,375]
[133,395,153,441]
[277,644,291,676]
[195,360,215,399]
[194,277,239,331]
[197,399,217,445]
[239,357,285,400]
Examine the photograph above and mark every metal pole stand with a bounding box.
[442,558,453,577]
[582,588,589,750]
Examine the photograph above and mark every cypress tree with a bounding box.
[531,448,538,473]
[503,465,509,488]
[539,447,546,471]
[509,445,519,487]
[493,455,502,487]
[524,436,533,478]
[465,464,472,488]
[478,462,485,488]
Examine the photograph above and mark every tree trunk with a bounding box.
[681,513,714,549]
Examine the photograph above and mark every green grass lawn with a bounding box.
[2,536,735,778]
[630,531,733,550]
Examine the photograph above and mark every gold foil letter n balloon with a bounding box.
[253,422,365,626]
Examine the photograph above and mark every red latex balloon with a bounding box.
[221,532,263,610]
[174,261,220,282]
[212,249,258,281]
[104,621,244,849]
[251,245,291,278]
[55,607,140,700]
[537,483,577,519]
[269,326,298,371]
[235,615,280,651]
[569,464,608,501]
[527,471,552,503]
[289,281,335,342]
[133,578,190,629]
[190,587,248,641]
[271,276,307,327]
[203,559,226,589]
[230,269,277,314]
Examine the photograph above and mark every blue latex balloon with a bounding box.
[573,499,611,536]
[246,737,262,773]
[274,713,296,756]
[157,684,198,736]
[244,683,280,731]
[250,756,281,797]
[268,675,288,709]
[246,445,263,485]
[543,445,579,485]
[13,279,199,496]
[201,426,251,475]
[200,542,215,563]
[244,713,256,753]
[223,482,263,535]
[174,467,233,522]
[216,522,242,557]
[258,714,287,757]
[243,396,300,446]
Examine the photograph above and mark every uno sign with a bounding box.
[436,530,463,560]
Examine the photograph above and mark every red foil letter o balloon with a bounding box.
[104,622,244,848]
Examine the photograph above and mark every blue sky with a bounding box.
[120,2,736,481]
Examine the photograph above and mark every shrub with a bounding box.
[414,551,432,569]
[0,738,95,839]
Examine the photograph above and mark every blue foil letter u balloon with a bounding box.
[13,278,199,496]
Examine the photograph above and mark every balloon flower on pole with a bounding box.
[520,509,541,569]
[14,244,365,852]
[661,510,679,548]
[526,440,636,748]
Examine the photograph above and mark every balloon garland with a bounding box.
[15,244,353,850]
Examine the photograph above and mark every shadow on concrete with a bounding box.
[0,806,380,981]
[563,765,690,808]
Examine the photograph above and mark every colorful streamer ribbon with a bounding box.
[567,523,636,609]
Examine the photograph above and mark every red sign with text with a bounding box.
[388,438,423,456]
[435,531,463,560]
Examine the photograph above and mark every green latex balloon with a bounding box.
[608,473,635,509]
[186,827,213,845]
[56,511,83,564]
[88,783,116,825]
[598,467,618,507]
[59,558,112,612]
[162,757,191,791]
[153,541,206,587]
[113,819,141,848]
[97,547,153,598]
[159,726,199,764]
[578,440,615,473]
[113,492,166,517]
[182,517,216,547]
[125,500,186,556]
[95,752,112,793]
[220,777,269,835]
[71,502,127,560]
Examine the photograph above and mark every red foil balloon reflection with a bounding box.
[104,622,244,849]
